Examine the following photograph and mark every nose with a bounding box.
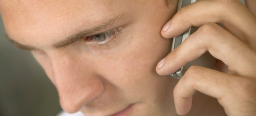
[49,53,104,113]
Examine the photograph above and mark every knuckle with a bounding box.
[184,66,203,81]
[199,23,217,35]
[183,66,208,89]
[197,23,220,43]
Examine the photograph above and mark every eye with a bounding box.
[85,28,121,44]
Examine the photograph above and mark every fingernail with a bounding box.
[157,58,165,68]
[162,20,171,32]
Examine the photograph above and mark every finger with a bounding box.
[173,66,235,115]
[157,23,256,77]
[161,0,256,50]
[246,0,256,16]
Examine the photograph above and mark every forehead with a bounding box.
[0,0,128,28]
[0,0,138,46]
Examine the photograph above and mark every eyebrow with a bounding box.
[6,14,125,51]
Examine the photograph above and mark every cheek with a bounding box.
[94,29,172,92]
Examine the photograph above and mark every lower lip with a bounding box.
[112,104,134,116]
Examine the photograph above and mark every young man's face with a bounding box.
[0,0,178,115]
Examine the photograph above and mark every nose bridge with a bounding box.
[48,52,104,113]
[49,52,75,83]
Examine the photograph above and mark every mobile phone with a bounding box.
[171,0,246,79]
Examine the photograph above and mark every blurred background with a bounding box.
[0,15,62,116]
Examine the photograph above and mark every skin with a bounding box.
[0,0,256,116]
[0,0,180,116]
[157,0,256,116]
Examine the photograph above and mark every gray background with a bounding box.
[0,15,62,116]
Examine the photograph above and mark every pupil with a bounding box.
[94,33,105,41]
[95,34,101,37]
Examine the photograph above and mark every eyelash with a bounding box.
[84,27,122,48]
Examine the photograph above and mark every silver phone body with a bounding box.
[171,0,246,79]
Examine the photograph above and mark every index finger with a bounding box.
[162,0,256,50]
[157,23,256,77]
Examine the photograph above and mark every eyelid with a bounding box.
[84,27,122,49]
[87,27,121,38]
[87,27,121,42]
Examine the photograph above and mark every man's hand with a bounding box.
[156,0,256,115]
